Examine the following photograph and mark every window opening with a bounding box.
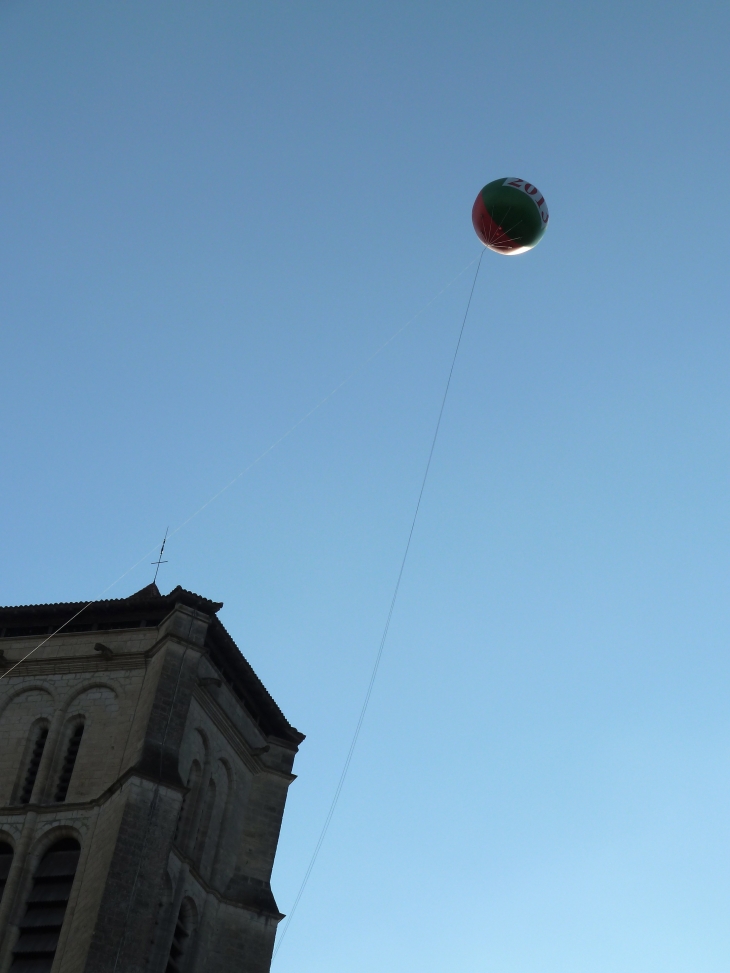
[10,838,80,973]
[0,841,14,903]
[54,723,84,803]
[19,726,49,805]
[175,761,201,850]
[165,899,196,973]
[192,779,216,861]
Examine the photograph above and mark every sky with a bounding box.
[1,1,730,970]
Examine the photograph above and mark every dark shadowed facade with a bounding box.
[0,584,304,973]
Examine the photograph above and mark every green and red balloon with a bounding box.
[472,178,549,255]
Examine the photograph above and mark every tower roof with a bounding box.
[0,583,304,747]
[0,582,223,620]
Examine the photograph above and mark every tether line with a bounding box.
[272,247,485,960]
[0,255,478,682]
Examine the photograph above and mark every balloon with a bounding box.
[472,178,549,255]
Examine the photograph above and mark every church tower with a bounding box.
[0,583,304,973]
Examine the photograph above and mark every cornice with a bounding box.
[169,848,284,921]
[192,686,296,783]
[0,763,187,820]
[0,653,149,678]
[0,627,206,679]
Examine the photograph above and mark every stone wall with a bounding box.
[0,586,303,973]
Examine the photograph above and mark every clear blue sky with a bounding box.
[2,2,730,970]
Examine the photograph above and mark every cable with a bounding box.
[0,254,480,682]
[272,247,486,960]
[162,254,481,542]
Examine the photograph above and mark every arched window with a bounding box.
[54,722,84,803]
[0,841,14,904]
[209,760,231,880]
[192,778,216,861]
[165,897,197,973]
[175,760,202,852]
[19,723,49,805]
[11,837,80,972]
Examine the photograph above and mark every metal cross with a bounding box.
[151,528,169,584]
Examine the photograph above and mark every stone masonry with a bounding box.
[0,583,304,973]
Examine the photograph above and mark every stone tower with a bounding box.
[0,583,304,973]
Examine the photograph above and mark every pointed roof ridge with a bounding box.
[126,583,161,599]
[165,585,223,613]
